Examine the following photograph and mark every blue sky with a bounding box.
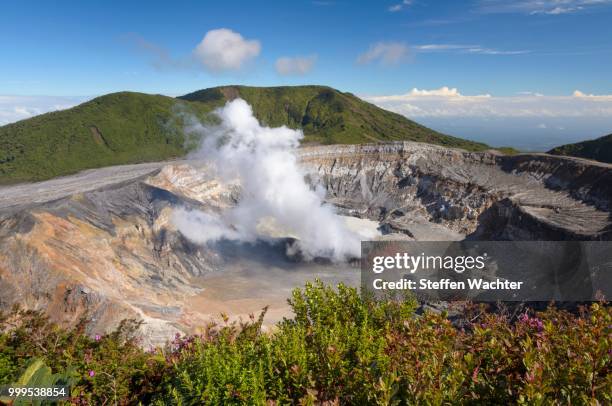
[1,0,612,150]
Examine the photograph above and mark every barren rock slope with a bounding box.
[300,143,611,240]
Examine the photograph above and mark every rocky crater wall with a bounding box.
[299,142,612,240]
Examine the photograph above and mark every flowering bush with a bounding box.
[0,309,166,404]
[1,281,610,404]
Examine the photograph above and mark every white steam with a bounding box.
[172,99,371,261]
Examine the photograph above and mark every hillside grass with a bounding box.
[548,133,612,164]
[1,85,491,184]
[0,92,211,184]
[180,85,490,150]
[0,281,609,404]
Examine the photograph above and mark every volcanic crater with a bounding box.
[0,142,610,345]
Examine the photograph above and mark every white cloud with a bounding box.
[275,55,317,76]
[388,0,412,12]
[467,47,530,55]
[532,6,582,14]
[129,29,261,73]
[193,28,261,72]
[409,87,463,97]
[0,95,87,126]
[363,87,612,118]
[357,42,409,65]
[368,86,491,102]
[477,0,612,15]
[573,89,612,100]
[415,44,478,51]
[414,44,530,55]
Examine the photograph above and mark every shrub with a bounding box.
[1,281,609,404]
[0,308,166,404]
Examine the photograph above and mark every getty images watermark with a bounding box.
[361,241,612,302]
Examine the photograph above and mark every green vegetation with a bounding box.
[495,146,521,155]
[180,85,489,149]
[0,359,76,405]
[0,85,491,184]
[0,310,164,404]
[1,282,609,404]
[0,92,212,184]
[548,133,612,164]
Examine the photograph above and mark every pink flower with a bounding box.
[88,370,95,377]
[95,334,101,341]
[519,313,544,331]
[472,365,480,383]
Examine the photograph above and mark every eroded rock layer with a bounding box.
[299,143,611,240]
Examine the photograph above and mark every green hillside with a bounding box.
[179,85,488,149]
[0,85,489,184]
[548,133,612,164]
[0,92,212,184]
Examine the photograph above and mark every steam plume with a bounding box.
[173,99,373,261]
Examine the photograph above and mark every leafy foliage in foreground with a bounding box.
[1,282,609,404]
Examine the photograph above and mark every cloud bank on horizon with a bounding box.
[0,95,86,126]
[364,87,612,118]
[364,87,612,150]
